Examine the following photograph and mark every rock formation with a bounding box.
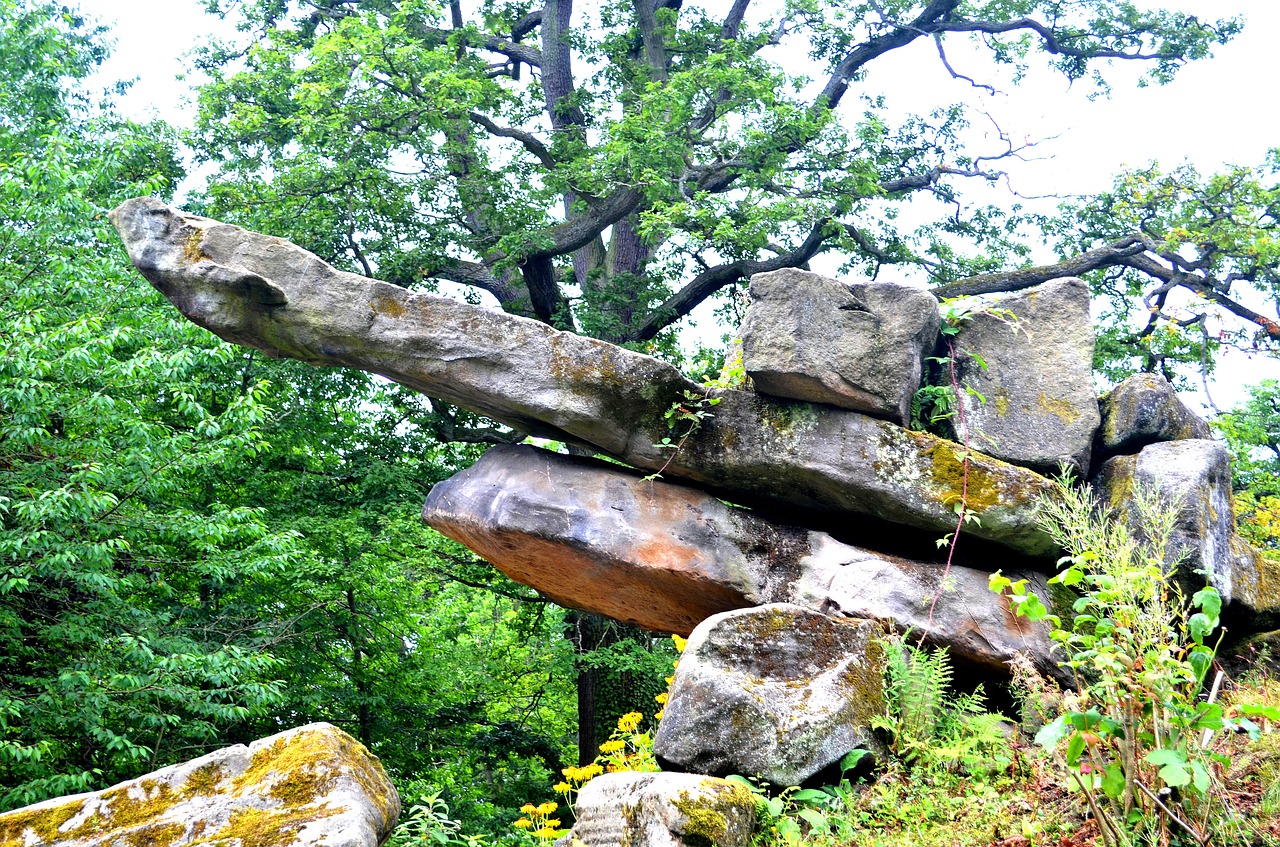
[1095,373,1211,463]
[1093,439,1271,615]
[108,198,1057,556]
[652,605,885,785]
[423,444,1063,678]
[106,197,1280,801]
[0,723,399,847]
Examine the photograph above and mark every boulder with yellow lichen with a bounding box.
[554,772,755,847]
[0,723,399,847]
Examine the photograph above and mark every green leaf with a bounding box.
[1035,715,1071,749]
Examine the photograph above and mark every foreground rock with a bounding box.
[950,277,1101,475]
[110,198,1056,555]
[740,269,940,424]
[1095,373,1210,462]
[653,605,885,785]
[1093,440,1280,616]
[424,444,1062,676]
[0,723,399,847]
[556,772,755,847]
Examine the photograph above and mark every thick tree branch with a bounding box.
[931,237,1147,298]
[467,112,556,168]
[629,219,832,341]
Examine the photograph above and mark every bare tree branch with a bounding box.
[467,112,556,168]
[629,218,832,341]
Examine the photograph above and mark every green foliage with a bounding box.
[873,637,1012,774]
[0,0,295,809]
[388,783,486,847]
[991,478,1263,847]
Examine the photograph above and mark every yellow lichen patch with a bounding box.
[924,443,1007,513]
[1037,392,1081,425]
[182,228,209,266]
[183,763,226,799]
[122,820,186,847]
[188,803,337,847]
[673,781,755,846]
[233,731,339,808]
[369,294,406,319]
[994,392,1010,417]
[0,798,84,847]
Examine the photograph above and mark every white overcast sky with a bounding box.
[77,0,1280,409]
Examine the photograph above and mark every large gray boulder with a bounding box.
[740,269,940,424]
[1096,373,1210,462]
[653,605,886,785]
[0,723,399,847]
[555,772,755,847]
[423,444,1062,677]
[1093,440,1280,616]
[949,277,1101,476]
[110,198,1057,555]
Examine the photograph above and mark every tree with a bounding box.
[188,0,1261,363]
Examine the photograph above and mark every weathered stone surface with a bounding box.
[555,772,755,847]
[1093,440,1280,616]
[0,723,399,847]
[950,277,1101,476]
[652,604,886,785]
[1096,373,1210,461]
[423,444,1062,677]
[740,269,940,424]
[110,198,1057,555]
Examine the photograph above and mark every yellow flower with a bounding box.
[599,739,626,754]
[617,711,643,732]
[537,801,558,815]
[664,676,674,686]
[671,634,688,652]
[582,762,604,779]
[514,819,534,829]
[654,692,668,704]
[553,781,572,794]
[536,827,561,839]
[545,820,562,829]
[520,804,537,815]
[655,708,665,720]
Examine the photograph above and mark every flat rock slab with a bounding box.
[423,444,1061,676]
[653,605,886,786]
[1096,373,1210,462]
[1093,440,1280,617]
[555,772,755,847]
[950,277,1101,476]
[0,723,399,847]
[111,198,1056,556]
[741,269,940,424]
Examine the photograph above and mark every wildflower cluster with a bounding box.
[513,801,564,844]
[513,634,688,840]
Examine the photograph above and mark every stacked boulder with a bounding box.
[99,200,1280,846]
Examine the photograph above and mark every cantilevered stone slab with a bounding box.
[423,444,1062,679]
[0,723,399,847]
[111,198,1056,555]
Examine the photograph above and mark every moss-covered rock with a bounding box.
[556,772,755,847]
[652,604,886,786]
[1092,440,1280,619]
[0,723,399,847]
[1095,373,1210,462]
